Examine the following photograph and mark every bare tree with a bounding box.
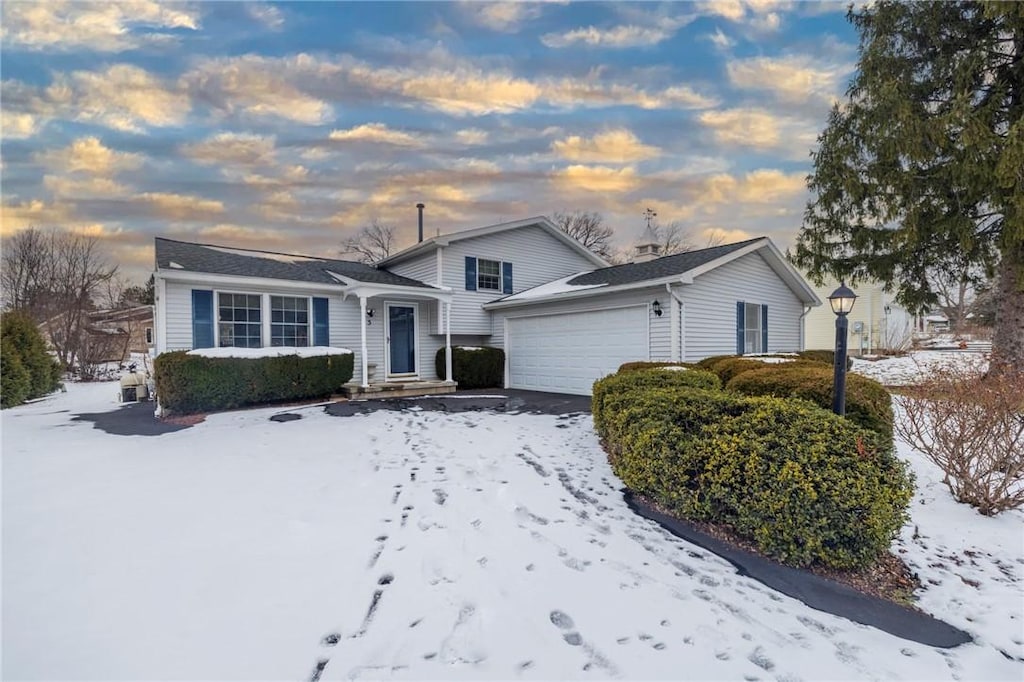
[2,228,118,370]
[340,219,397,264]
[652,221,695,256]
[553,211,615,260]
[928,263,982,333]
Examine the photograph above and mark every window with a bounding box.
[744,303,762,354]
[477,258,501,291]
[271,296,309,347]
[218,293,261,347]
[145,327,153,345]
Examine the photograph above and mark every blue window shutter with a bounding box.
[465,256,477,291]
[502,262,513,294]
[736,301,745,355]
[312,297,329,346]
[761,305,768,353]
[192,289,214,349]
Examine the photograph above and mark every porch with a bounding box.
[340,378,457,400]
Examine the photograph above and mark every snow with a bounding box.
[205,244,324,264]
[498,273,607,301]
[656,366,689,371]
[2,380,1022,680]
[456,346,485,351]
[852,351,989,386]
[187,345,353,359]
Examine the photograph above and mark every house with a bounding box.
[152,216,820,396]
[42,304,154,366]
[802,277,915,354]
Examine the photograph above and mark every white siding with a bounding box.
[162,280,195,351]
[442,226,599,335]
[490,287,671,365]
[388,252,439,287]
[679,251,804,361]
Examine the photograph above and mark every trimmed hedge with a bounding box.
[592,368,722,435]
[797,349,853,371]
[154,351,354,415]
[617,361,698,373]
[435,346,504,389]
[602,379,912,569]
[726,363,893,441]
[1,311,62,408]
[707,357,767,384]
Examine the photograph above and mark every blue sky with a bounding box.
[1,1,858,281]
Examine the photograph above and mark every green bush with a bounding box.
[797,349,853,370]
[592,368,722,435]
[602,380,912,568]
[0,311,62,408]
[1,336,32,408]
[696,354,737,370]
[435,346,504,389]
[726,363,893,441]
[708,357,767,384]
[617,361,698,373]
[155,350,354,415]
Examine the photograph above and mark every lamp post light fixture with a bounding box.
[828,281,857,415]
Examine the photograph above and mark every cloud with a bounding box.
[698,107,817,156]
[460,1,543,32]
[43,175,131,198]
[544,79,717,111]
[246,3,284,29]
[703,169,806,204]
[181,54,333,125]
[455,128,489,145]
[552,165,640,193]
[696,0,791,30]
[35,137,144,175]
[541,24,674,48]
[181,133,277,166]
[138,192,225,220]
[0,0,200,52]
[727,54,852,103]
[328,123,424,147]
[708,28,736,50]
[551,129,660,163]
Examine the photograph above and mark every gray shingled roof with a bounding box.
[566,237,764,286]
[155,238,435,289]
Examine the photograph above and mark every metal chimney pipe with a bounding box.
[416,203,425,243]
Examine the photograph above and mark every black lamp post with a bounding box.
[828,281,857,415]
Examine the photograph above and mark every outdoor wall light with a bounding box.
[652,300,663,317]
[827,281,857,416]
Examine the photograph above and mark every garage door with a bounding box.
[507,306,648,395]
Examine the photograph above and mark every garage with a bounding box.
[506,305,648,395]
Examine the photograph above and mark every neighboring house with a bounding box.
[802,277,915,354]
[153,216,820,396]
[42,305,154,365]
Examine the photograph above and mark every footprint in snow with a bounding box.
[433,489,448,505]
[550,610,582,646]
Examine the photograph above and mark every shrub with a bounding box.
[696,354,737,370]
[155,350,354,415]
[0,311,62,408]
[797,349,853,371]
[895,365,1024,515]
[617,361,697,373]
[435,346,504,389]
[592,368,722,435]
[708,357,766,384]
[727,363,893,441]
[1,336,32,408]
[602,381,913,568]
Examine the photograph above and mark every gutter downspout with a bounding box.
[666,283,685,362]
[799,305,812,351]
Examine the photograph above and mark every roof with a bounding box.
[154,238,435,289]
[567,238,762,287]
[375,216,609,268]
[486,237,821,308]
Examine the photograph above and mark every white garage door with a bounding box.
[507,306,648,395]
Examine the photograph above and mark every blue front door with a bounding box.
[388,305,416,375]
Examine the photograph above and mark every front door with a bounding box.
[387,303,417,377]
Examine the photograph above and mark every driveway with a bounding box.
[2,381,1014,680]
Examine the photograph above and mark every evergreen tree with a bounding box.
[795,1,1023,370]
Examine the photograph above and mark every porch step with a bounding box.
[341,380,458,400]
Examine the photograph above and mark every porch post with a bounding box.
[359,295,369,388]
[444,300,453,382]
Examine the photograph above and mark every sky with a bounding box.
[0,0,860,283]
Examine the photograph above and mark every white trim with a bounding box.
[476,257,503,293]
[154,275,168,354]
[359,297,369,388]
[158,269,343,294]
[384,301,420,380]
[444,301,452,383]
[501,300,649,321]
[213,289,264,348]
[502,318,510,389]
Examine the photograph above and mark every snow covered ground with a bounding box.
[3,379,1022,681]
[851,351,989,387]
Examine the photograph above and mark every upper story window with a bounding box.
[744,302,762,354]
[218,293,262,348]
[271,296,309,347]
[477,258,502,291]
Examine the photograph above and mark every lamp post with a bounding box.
[828,281,857,416]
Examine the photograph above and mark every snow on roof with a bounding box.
[497,272,607,302]
[204,245,323,264]
[187,346,352,359]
